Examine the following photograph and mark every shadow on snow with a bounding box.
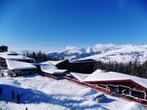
[0,84,112,110]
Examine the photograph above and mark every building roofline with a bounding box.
[84,79,147,90]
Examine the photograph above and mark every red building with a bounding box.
[70,69,147,105]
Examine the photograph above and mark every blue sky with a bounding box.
[0,0,147,51]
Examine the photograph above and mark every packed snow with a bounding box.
[0,74,146,110]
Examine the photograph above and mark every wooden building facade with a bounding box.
[56,59,99,74]
[0,52,36,77]
[69,69,147,105]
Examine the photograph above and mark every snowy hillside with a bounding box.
[47,44,147,63]
[81,44,147,64]
[0,74,146,110]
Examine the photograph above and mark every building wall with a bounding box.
[56,59,98,73]
[0,46,8,52]
[7,69,37,77]
[0,57,7,68]
[87,81,147,100]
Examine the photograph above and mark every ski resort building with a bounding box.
[6,59,37,77]
[0,52,35,68]
[40,61,67,79]
[0,52,36,76]
[56,59,98,73]
[70,69,147,105]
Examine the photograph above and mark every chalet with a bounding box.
[56,59,99,74]
[71,69,147,105]
[0,52,36,76]
[40,61,67,79]
[55,59,70,70]
[6,60,36,77]
[68,69,147,105]
[0,52,35,69]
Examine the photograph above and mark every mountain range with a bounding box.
[47,44,147,64]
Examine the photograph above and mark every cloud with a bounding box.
[65,46,79,50]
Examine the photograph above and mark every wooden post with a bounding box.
[144,91,147,100]
[106,85,110,93]
[129,89,132,95]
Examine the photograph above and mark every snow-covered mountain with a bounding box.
[47,46,99,60]
[47,44,119,60]
[47,44,147,63]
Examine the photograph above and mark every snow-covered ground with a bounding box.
[0,74,146,110]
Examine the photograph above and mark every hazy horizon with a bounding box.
[3,43,147,53]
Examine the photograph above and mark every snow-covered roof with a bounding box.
[6,60,36,70]
[40,62,67,74]
[70,72,90,81]
[42,60,64,65]
[0,52,34,61]
[70,59,96,63]
[83,69,147,89]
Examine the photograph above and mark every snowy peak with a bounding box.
[47,44,147,63]
[47,46,100,60]
[81,44,147,63]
